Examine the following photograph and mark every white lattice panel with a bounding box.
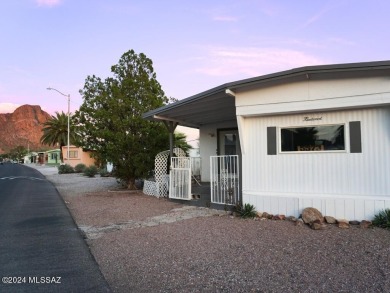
[144,148,186,198]
[143,180,159,197]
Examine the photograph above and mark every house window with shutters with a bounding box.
[266,121,361,155]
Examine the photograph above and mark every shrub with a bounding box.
[372,208,390,229]
[234,203,257,219]
[58,164,74,174]
[74,163,87,173]
[99,168,110,177]
[83,165,98,177]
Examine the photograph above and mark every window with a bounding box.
[69,150,78,158]
[280,124,345,152]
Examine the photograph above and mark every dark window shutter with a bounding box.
[349,121,362,153]
[267,127,277,155]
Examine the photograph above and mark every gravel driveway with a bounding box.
[31,165,390,292]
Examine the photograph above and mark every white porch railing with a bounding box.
[190,157,201,178]
[169,157,192,200]
[210,155,240,205]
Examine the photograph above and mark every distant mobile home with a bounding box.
[61,146,96,168]
[143,61,390,221]
[46,149,61,165]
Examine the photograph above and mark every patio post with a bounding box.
[163,121,178,158]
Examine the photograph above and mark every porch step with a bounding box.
[170,197,230,211]
[191,184,210,204]
[170,182,233,211]
[191,184,210,197]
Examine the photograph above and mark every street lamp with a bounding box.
[47,87,70,164]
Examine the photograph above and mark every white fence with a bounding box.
[210,155,240,205]
[190,157,201,178]
[169,157,192,200]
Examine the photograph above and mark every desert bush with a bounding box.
[234,203,257,219]
[83,165,98,177]
[372,208,390,229]
[74,163,87,173]
[58,164,74,174]
[99,168,110,177]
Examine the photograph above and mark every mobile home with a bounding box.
[143,61,390,221]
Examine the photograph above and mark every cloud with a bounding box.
[213,15,238,22]
[0,103,21,114]
[282,37,355,49]
[35,0,62,7]
[300,1,348,29]
[327,37,356,46]
[194,46,328,78]
[301,9,327,29]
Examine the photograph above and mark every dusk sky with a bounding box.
[1,0,389,139]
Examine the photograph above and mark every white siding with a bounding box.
[199,121,237,182]
[241,107,390,221]
[236,75,390,116]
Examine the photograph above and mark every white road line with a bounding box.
[0,176,45,181]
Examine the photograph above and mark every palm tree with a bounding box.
[40,112,76,163]
[174,132,193,155]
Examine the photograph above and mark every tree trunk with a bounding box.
[127,179,137,190]
[59,143,65,163]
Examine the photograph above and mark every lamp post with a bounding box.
[47,87,70,164]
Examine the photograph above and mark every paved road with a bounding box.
[0,163,110,292]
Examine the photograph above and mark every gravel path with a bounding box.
[31,165,390,292]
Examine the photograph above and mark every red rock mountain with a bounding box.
[0,105,52,154]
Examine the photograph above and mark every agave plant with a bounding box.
[235,203,257,219]
[372,209,390,229]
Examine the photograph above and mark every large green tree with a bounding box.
[40,111,77,162]
[74,50,169,189]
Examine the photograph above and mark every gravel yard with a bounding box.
[90,216,390,293]
[48,173,121,197]
[33,165,390,293]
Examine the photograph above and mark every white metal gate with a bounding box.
[210,155,240,205]
[169,157,192,200]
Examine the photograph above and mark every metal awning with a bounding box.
[143,88,236,128]
[143,60,390,128]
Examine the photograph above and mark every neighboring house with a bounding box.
[46,149,61,165]
[24,152,38,164]
[143,61,390,221]
[23,154,30,164]
[37,151,46,164]
[61,145,96,168]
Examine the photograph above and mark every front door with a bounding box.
[218,129,240,156]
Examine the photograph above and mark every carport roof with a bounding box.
[143,60,390,128]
